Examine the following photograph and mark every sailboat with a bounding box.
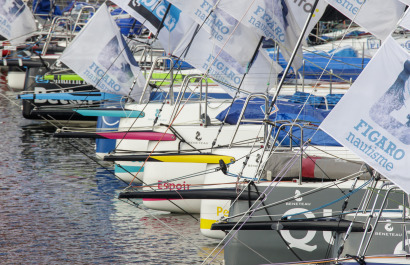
[109,0,342,214]
[191,1,410,264]
[111,1,410,265]
[97,0,356,221]
[93,1,308,215]
[22,0,410,263]
[49,0,285,189]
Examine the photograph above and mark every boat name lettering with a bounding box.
[281,208,317,251]
[157,181,191,191]
[194,0,231,42]
[33,87,93,105]
[128,0,179,32]
[187,141,209,145]
[84,62,122,92]
[374,232,402,237]
[280,208,335,251]
[216,207,229,217]
[285,202,311,206]
[249,6,285,43]
[47,79,85,85]
[345,119,405,172]
[334,0,366,16]
[203,54,242,85]
[42,76,85,85]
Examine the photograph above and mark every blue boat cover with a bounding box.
[165,57,194,70]
[33,0,62,18]
[267,46,370,82]
[149,91,232,101]
[111,8,145,36]
[216,97,342,146]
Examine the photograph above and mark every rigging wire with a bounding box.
[24,0,164,130]
[12,0,394,260]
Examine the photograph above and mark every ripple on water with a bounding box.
[0,90,224,264]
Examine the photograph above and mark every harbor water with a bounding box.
[0,74,223,264]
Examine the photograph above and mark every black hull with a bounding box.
[22,67,98,122]
[118,188,263,200]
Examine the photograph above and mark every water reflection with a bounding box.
[0,88,223,264]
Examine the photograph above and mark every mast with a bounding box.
[269,0,320,113]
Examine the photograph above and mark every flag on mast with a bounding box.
[287,0,328,44]
[325,0,405,41]
[107,0,283,95]
[321,37,410,194]
[171,23,282,96]
[0,0,37,45]
[399,8,410,32]
[110,0,194,54]
[59,4,146,101]
[215,0,305,70]
[167,0,262,66]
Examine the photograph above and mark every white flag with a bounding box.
[321,37,410,194]
[216,0,304,71]
[59,4,146,101]
[173,25,282,95]
[287,0,328,43]
[0,0,37,45]
[110,0,194,54]
[400,9,410,31]
[110,0,282,95]
[399,0,410,5]
[325,0,405,41]
[167,0,261,67]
